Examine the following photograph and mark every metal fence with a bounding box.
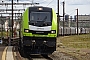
[59,27,90,36]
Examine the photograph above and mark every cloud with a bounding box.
[66,0,90,5]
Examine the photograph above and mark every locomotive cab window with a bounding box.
[29,12,52,26]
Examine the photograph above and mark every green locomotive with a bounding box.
[20,6,58,55]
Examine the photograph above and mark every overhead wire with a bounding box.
[29,0,55,7]
[36,0,47,4]
[66,9,76,15]
[47,0,54,6]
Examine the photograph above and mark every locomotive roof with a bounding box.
[29,6,52,12]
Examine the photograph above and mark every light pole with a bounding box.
[12,0,13,38]
[63,1,65,36]
[76,8,79,35]
[57,0,60,37]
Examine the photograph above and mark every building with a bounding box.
[65,15,70,22]
[74,15,90,28]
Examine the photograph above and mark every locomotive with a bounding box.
[19,6,58,55]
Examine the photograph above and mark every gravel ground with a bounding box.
[55,47,90,60]
[53,40,90,60]
[49,51,78,60]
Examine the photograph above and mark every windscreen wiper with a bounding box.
[43,16,47,22]
[36,16,47,22]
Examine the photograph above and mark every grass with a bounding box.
[57,34,90,48]
[57,34,90,60]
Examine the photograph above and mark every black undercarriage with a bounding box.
[19,36,56,55]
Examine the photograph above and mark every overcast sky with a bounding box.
[0,0,90,16]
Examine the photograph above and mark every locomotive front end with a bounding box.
[21,6,57,54]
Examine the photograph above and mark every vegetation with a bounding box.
[57,34,90,48]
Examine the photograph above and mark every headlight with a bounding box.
[51,31,56,33]
[24,30,29,32]
[32,40,35,43]
[43,40,47,43]
[38,8,43,10]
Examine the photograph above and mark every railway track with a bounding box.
[3,46,78,60]
[15,49,53,60]
[13,46,23,60]
[28,54,53,60]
